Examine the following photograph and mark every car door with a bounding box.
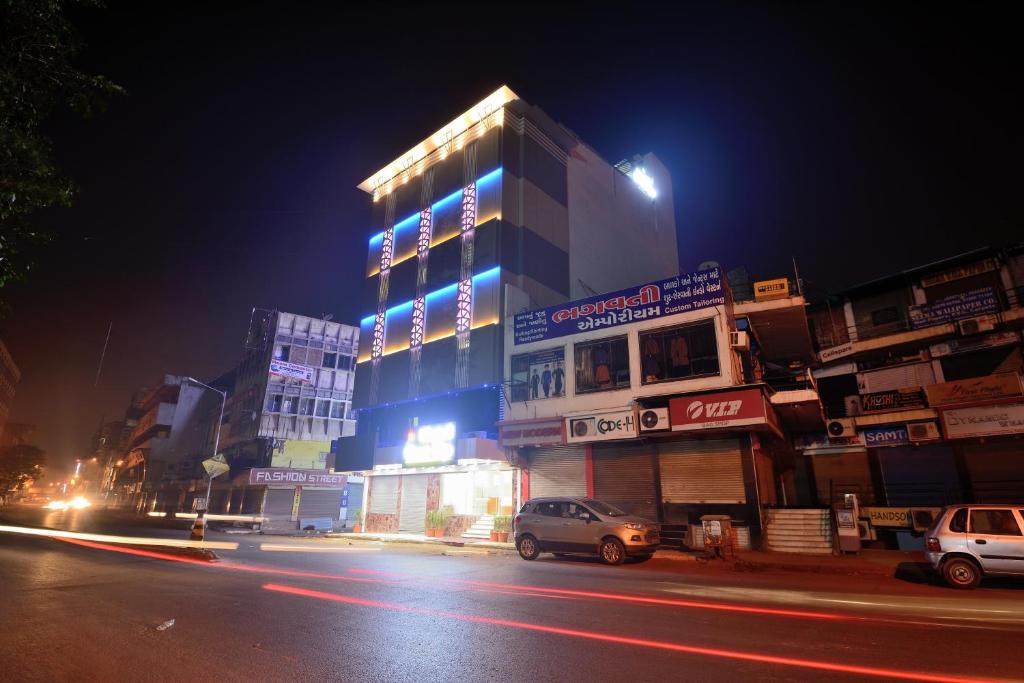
[560,502,598,551]
[530,501,568,548]
[967,508,1024,574]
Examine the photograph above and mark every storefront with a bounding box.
[939,399,1024,503]
[247,467,347,531]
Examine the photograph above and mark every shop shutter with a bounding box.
[658,438,745,504]
[528,446,587,499]
[262,489,294,520]
[876,445,961,506]
[399,474,429,533]
[857,362,935,394]
[592,443,658,520]
[298,488,343,519]
[368,476,399,515]
[963,443,1024,503]
[810,449,874,505]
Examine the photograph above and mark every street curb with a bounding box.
[124,544,221,562]
[732,559,894,578]
[324,532,518,554]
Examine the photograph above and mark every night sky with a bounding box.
[2,3,1019,471]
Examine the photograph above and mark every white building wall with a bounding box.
[503,306,738,423]
[567,148,678,300]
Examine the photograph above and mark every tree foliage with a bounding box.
[0,0,122,304]
[0,443,46,491]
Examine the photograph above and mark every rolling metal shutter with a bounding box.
[399,474,429,533]
[658,438,745,504]
[592,443,658,521]
[298,489,343,519]
[857,363,935,394]
[262,488,295,529]
[962,443,1024,503]
[368,475,399,515]
[528,446,587,499]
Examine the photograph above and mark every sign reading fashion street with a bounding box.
[566,408,638,443]
[670,387,768,431]
[908,287,998,329]
[249,468,346,487]
[269,359,315,383]
[513,268,725,345]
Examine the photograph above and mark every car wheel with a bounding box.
[599,538,625,565]
[943,557,981,589]
[517,535,540,561]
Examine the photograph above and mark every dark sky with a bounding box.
[2,2,1019,472]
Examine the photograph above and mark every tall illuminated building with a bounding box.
[338,86,678,537]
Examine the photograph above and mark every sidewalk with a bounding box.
[326,531,516,552]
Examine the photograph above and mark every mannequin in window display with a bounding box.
[552,361,565,396]
[593,345,611,386]
[541,364,552,397]
[670,333,690,375]
[531,369,540,399]
[643,337,662,382]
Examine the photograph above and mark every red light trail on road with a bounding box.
[262,582,1000,683]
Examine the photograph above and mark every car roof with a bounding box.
[525,496,590,504]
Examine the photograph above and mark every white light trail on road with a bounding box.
[260,544,381,553]
[0,524,238,550]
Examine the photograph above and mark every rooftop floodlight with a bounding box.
[630,167,657,199]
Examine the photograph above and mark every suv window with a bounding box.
[949,508,967,532]
[565,503,591,520]
[537,502,564,517]
[970,509,1022,536]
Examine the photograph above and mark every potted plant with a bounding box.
[492,515,512,543]
[351,508,362,534]
[426,509,446,537]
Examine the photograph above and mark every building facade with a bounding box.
[337,86,682,538]
[499,265,815,549]
[801,245,1024,550]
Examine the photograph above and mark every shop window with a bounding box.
[266,394,283,413]
[282,396,299,414]
[870,307,899,327]
[574,336,630,393]
[330,401,344,419]
[315,400,331,417]
[323,352,337,368]
[638,320,719,384]
[273,345,290,361]
[338,355,353,371]
[299,398,315,416]
[970,509,1022,536]
[511,348,566,401]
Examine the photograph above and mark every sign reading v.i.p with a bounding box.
[513,268,725,345]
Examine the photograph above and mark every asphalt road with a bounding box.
[2,506,1023,683]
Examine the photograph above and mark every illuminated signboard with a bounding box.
[403,422,456,466]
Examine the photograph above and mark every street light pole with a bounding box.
[183,377,227,512]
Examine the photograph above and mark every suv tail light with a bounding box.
[926,537,941,552]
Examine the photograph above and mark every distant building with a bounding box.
[0,338,20,443]
[110,375,223,511]
[0,422,34,449]
[336,86,681,536]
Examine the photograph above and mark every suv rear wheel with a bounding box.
[517,535,540,561]
[599,538,625,565]
[943,557,981,589]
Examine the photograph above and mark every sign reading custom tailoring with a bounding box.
[513,268,725,345]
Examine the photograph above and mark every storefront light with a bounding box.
[403,422,456,465]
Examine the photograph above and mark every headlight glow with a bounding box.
[624,522,645,530]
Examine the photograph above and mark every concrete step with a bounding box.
[767,545,834,555]
[462,531,492,539]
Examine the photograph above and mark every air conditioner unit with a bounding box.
[730,331,750,351]
[958,314,996,336]
[907,421,940,441]
[826,418,856,439]
[638,408,670,432]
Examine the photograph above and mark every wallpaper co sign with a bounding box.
[670,388,768,431]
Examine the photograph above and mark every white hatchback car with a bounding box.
[926,505,1024,589]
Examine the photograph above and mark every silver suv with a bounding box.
[926,504,1024,589]
[513,497,660,565]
